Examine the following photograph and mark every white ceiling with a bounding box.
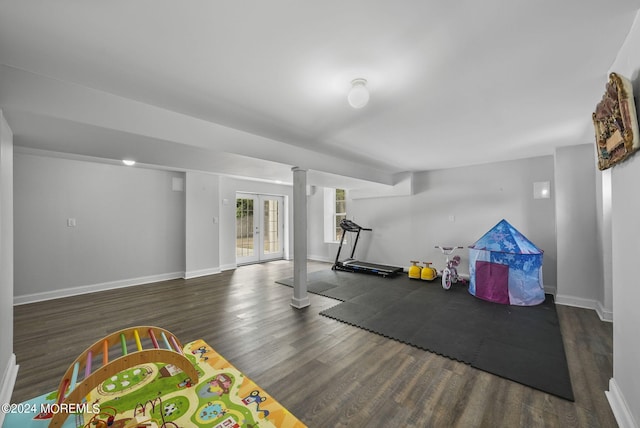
[1,1,639,187]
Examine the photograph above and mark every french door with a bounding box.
[236,193,284,265]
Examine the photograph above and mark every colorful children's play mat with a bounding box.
[3,339,305,428]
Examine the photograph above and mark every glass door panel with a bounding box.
[236,194,284,264]
[260,196,283,260]
[236,195,258,264]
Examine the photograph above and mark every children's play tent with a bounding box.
[468,219,544,306]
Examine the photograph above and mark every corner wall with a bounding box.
[605,9,640,426]
[0,111,17,426]
[185,171,220,278]
[608,153,640,428]
[13,152,186,303]
[328,156,557,289]
[554,144,606,318]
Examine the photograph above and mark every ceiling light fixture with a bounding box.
[122,159,136,166]
[348,78,369,109]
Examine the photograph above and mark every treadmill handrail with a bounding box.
[339,219,372,232]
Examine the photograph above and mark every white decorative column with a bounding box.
[291,167,310,309]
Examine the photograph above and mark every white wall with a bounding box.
[13,152,186,303]
[596,167,614,321]
[0,111,17,426]
[12,154,295,302]
[219,176,293,269]
[313,156,557,288]
[609,154,640,428]
[185,171,220,278]
[307,186,340,262]
[554,144,606,317]
[605,10,640,428]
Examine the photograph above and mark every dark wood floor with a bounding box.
[12,260,616,427]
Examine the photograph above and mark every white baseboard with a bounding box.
[183,267,221,279]
[13,272,184,305]
[220,263,237,272]
[555,294,613,322]
[606,378,638,428]
[554,294,597,310]
[596,301,614,322]
[307,254,334,263]
[290,296,310,309]
[0,353,19,426]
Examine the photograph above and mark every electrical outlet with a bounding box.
[67,218,77,227]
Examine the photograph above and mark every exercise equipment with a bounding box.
[332,219,403,277]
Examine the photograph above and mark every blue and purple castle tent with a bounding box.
[468,219,545,306]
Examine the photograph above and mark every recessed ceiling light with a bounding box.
[122,159,136,166]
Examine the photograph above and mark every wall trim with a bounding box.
[596,300,614,322]
[307,254,334,263]
[220,263,238,272]
[184,267,221,279]
[606,378,638,428]
[0,353,19,426]
[13,272,184,305]
[555,294,612,322]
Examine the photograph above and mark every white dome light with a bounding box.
[348,78,369,109]
[122,159,136,166]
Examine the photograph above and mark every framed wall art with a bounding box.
[592,72,639,170]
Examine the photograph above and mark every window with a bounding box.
[324,188,347,242]
[335,188,346,241]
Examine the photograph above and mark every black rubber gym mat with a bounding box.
[276,270,574,401]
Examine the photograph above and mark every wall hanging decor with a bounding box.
[593,72,639,170]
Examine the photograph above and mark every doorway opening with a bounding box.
[236,193,285,264]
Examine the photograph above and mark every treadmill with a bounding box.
[332,219,404,277]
